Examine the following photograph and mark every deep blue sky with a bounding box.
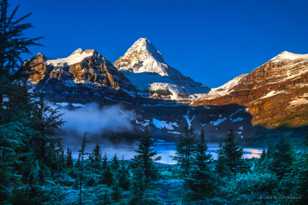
[11,0,308,87]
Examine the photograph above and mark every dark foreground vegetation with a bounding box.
[0,0,307,204]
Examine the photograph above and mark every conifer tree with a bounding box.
[66,148,73,168]
[100,191,111,205]
[90,143,101,170]
[304,133,308,147]
[215,143,229,176]
[31,94,63,171]
[102,153,108,170]
[100,153,113,186]
[174,126,195,177]
[101,165,113,186]
[118,163,130,190]
[111,154,119,171]
[0,0,39,115]
[78,135,87,205]
[185,128,215,198]
[131,130,158,183]
[216,129,244,176]
[129,168,146,205]
[0,1,47,203]
[111,181,121,202]
[297,152,308,205]
[270,138,293,179]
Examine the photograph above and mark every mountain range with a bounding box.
[25,38,308,141]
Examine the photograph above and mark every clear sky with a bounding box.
[11,0,308,87]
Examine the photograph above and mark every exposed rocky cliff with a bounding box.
[25,48,135,103]
[25,40,308,141]
[193,51,308,128]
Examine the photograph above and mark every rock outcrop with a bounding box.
[25,49,135,102]
[193,51,308,128]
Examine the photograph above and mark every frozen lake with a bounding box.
[67,141,264,165]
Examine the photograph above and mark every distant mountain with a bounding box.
[193,51,308,128]
[114,38,209,100]
[25,48,135,102]
[25,40,308,141]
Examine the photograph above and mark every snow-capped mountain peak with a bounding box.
[47,48,96,67]
[114,37,209,99]
[126,37,165,61]
[115,37,169,76]
[271,50,308,63]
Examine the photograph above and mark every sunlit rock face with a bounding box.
[26,53,47,84]
[114,37,209,101]
[24,40,308,140]
[193,51,308,128]
[25,48,136,102]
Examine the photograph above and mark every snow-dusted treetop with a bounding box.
[47,48,96,67]
[271,50,308,63]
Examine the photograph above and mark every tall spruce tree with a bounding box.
[66,148,73,169]
[90,143,101,170]
[118,163,130,190]
[215,143,229,176]
[304,133,308,147]
[129,168,146,205]
[174,126,195,177]
[78,135,87,205]
[297,151,308,204]
[102,153,108,170]
[131,130,158,183]
[111,154,119,171]
[31,94,63,172]
[270,138,293,179]
[0,1,56,203]
[0,0,39,113]
[185,128,215,199]
[101,165,113,186]
[111,180,121,202]
[216,129,244,176]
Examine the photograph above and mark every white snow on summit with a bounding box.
[116,38,169,76]
[47,48,95,67]
[115,37,209,99]
[271,51,308,63]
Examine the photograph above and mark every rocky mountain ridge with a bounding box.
[114,38,209,100]
[193,50,308,128]
[25,39,308,140]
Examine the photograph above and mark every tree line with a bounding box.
[0,0,307,204]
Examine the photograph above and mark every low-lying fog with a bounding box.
[54,103,263,164]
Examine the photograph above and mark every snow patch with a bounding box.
[149,82,184,100]
[184,114,195,128]
[136,119,150,127]
[271,51,308,63]
[47,48,95,67]
[232,117,244,123]
[196,74,247,100]
[152,118,178,130]
[210,117,227,126]
[260,90,287,99]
